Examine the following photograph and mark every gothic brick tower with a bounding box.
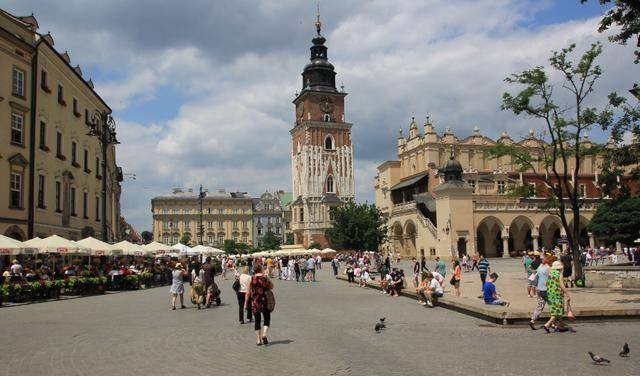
[290,10,355,247]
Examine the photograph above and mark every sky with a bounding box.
[5,0,636,232]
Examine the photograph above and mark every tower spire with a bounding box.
[315,1,322,36]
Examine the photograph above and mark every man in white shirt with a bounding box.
[419,272,443,307]
[10,259,23,276]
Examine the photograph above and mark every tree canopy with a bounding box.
[582,0,640,63]
[179,233,191,245]
[260,231,282,251]
[588,197,640,245]
[141,231,153,243]
[326,202,387,251]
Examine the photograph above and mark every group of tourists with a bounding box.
[167,254,277,346]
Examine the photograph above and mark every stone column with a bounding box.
[532,234,539,252]
[616,241,622,254]
[502,236,510,258]
[588,232,595,249]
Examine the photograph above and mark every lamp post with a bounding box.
[87,110,119,242]
[198,185,205,245]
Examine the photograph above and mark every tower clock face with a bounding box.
[320,97,334,114]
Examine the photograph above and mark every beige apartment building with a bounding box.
[375,117,622,260]
[0,9,122,242]
[151,189,254,247]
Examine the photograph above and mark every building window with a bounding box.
[39,121,47,149]
[497,180,506,194]
[57,84,66,105]
[11,113,24,144]
[276,227,281,235]
[37,174,46,209]
[299,208,304,222]
[163,221,169,229]
[95,196,100,221]
[70,187,77,216]
[219,208,224,214]
[207,207,211,214]
[243,221,248,229]
[326,175,334,193]
[528,183,537,197]
[207,221,212,229]
[257,228,262,235]
[55,181,61,212]
[56,131,64,159]
[83,149,90,173]
[10,172,22,208]
[219,234,225,243]
[323,114,331,122]
[83,191,88,218]
[95,157,101,178]
[71,142,78,165]
[163,235,169,244]
[234,220,238,228]
[73,98,79,116]
[324,135,334,150]
[329,207,335,221]
[40,70,49,92]
[207,235,213,245]
[267,217,272,224]
[579,184,587,198]
[12,68,25,97]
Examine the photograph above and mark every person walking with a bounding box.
[299,257,307,282]
[306,255,316,282]
[451,260,462,297]
[435,257,446,279]
[560,249,573,288]
[236,266,252,324]
[543,261,572,333]
[346,262,355,286]
[294,258,301,282]
[420,255,427,272]
[530,256,551,330]
[412,257,421,288]
[202,257,215,308]
[331,256,340,276]
[246,263,273,345]
[170,263,188,310]
[191,262,205,309]
[477,256,491,293]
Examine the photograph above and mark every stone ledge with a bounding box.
[336,275,640,325]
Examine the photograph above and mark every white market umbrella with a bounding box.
[172,243,192,254]
[322,248,337,254]
[0,234,29,256]
[77,237,123,256]
[38,235,89,255]
[114,240,151,257]
[143,241,173,255]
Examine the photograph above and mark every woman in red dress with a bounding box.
[246,263,273,345]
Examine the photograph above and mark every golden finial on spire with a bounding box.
[315,1,322,35]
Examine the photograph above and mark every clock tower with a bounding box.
[290,9,355,247]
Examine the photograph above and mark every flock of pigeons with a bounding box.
[589,342,630,365]
[374,317,631,367]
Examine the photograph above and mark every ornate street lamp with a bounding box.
[87,110,119,242]
[198,185,205,245]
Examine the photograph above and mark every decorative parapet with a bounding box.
[474,201,599,212]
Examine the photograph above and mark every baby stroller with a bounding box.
[206,281,222,307]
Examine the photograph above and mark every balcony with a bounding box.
[391,200,416,216]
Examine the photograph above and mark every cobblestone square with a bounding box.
[1,265,639,376]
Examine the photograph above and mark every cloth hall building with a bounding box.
[375,118,613,260]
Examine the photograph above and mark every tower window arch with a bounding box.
[323,114,331,122]
[324,135,335,150]
[326,175,335,193]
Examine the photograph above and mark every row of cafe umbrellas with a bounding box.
[0,234,155,257]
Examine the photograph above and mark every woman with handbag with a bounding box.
[235,266,252,324]
[450,260,462,297]
[246,263,273,345]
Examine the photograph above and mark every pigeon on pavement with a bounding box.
[588,352,611,365]
[619,343,630,357]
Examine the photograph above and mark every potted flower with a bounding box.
[0,284,8,307]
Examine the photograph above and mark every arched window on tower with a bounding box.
[323,114,331,122]
[326,175,334,193]
[324,135,334,150]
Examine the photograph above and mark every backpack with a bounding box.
[232,278,240,292]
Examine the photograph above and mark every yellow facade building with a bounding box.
[375,118,614,260]
[0,9,122,242]
[151,189,253,247]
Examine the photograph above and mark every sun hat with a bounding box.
[175,263,183,269]
[533,251,541,256]
[551,261,563,270]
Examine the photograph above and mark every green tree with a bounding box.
[141,231,153,244]
[588,197,640,245]
[490,43,633,280]
[223,239,238,254]
[326,202,387,251]
[179,233,191,245]
[261,231,282,251]
[307,241,322,250]
[582,0,640,63]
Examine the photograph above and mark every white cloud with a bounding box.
[20,0,634,231]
